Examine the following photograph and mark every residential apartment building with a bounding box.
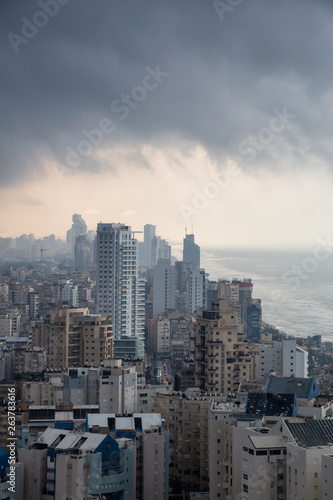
[148,316,171,354]
[192,299,254,394]
[96,223,145,358]
[152,259,175,318]
[155,388,224,492]
[48,308,113,370]
[86,412,169,500]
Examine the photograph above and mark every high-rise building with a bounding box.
[48,308,113,370]
[191,299,254,394]
[151,236,171,266]
[143,223,156,267]
[152,259,175,318]
[96,223,145,358]
[74,235,91,271]
[183,233,200,267]
[66,213,87,258]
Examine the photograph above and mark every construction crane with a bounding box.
[40,247,47,263]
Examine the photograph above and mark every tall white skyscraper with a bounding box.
[96,223,145,358]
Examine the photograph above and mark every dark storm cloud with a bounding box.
[1,0,333,186]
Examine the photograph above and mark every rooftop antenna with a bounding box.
[191,224,193,234]
[185,227,187,236]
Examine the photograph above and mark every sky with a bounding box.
[1,0,333,249]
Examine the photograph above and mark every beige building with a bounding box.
[148,315,171,354]
[21,380,64,406]
[155,388,224,491]
[48,308,113,370]
[191,299,254,394]
[13,345,46,373]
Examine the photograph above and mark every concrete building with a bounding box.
[19,427,135,500]
[52,279,79,307]
[192,299,254,394]
[155,388,224,492]
[152,259,175,318]
[148,316,171,354]
[258,338,308,379]
[63,366,99,406]
[28,291,39,320]
[13,346,46,373]
[284,419,333,500]
[99,359,137,414]
[86,412,169,500]
[21,379,64,406]
[48,308,113,370]
[322,454,333,499]
[183,233,200,267]
[74,234,92,271]
[0,314,12,336]
[96,223,145,358]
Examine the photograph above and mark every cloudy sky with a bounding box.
[1,0,333,248]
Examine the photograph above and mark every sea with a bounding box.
[201,247,333,342]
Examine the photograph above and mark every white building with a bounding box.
[99,359,137,414]
[322,454,333,499]
[52,280,79,307]
[152,259,175,318]
[96,223,145,358]
[186,264,205,317]
[258,338,308,379]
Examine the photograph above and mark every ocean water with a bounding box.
[201,247,333,342]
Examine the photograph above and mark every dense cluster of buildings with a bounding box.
[0,214,331,499]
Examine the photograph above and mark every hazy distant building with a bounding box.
[153,259,175,318]
[183,233,200,267]
[96,223,145,358]
[143,223,156,267]
[74,235,91,271]
[151,236,171,266]
[66,213,87,258]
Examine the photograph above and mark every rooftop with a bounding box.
[286,419,333,448]
[267,376,319,400]
[246,393,296,417]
